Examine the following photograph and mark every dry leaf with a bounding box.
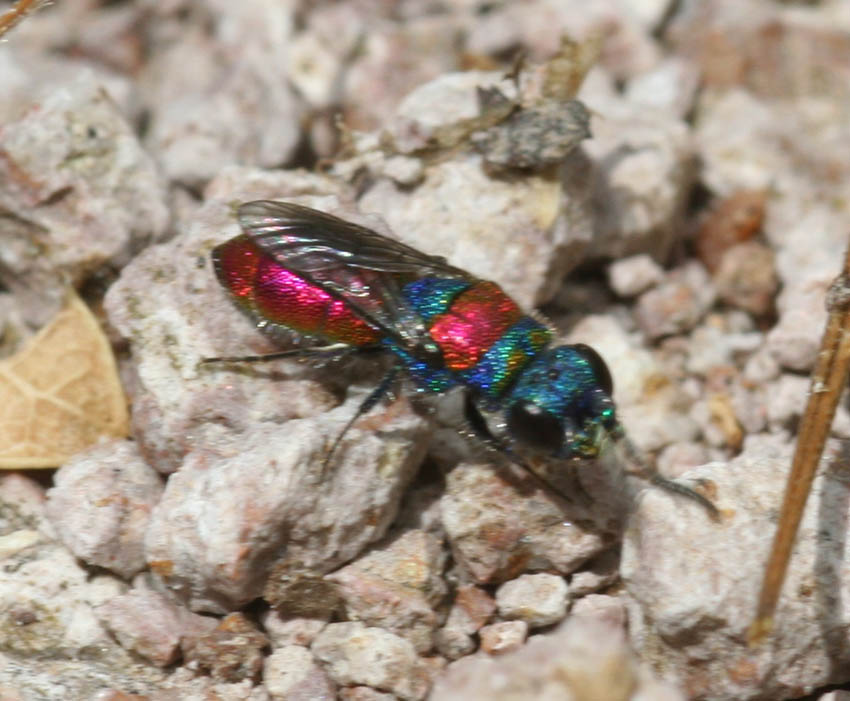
[0,291,129,468]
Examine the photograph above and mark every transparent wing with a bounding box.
[238,200,473,350]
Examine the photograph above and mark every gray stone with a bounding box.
[478,621,528,656]
[495,573,569,628]
[621,432,850,698]
[430,616,683,700]
[96,588,217,667]
[607,254,664,298]
[264,645,335,701]
[46,440,163,579]
[312,622,441,701]
[0,71,167,324]
[440,462,615,585]
[358,151,593,310]
[327,530,447,653]
[140,3,302,187]
[144,397,430,613]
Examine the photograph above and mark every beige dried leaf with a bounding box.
[0,292,129,468]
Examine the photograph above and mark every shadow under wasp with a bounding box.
[202,200,717,517]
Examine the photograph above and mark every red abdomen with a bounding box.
[213,235,381,346]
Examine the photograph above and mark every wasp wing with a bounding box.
[238,200,473,350]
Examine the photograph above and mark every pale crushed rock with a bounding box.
[634,261,717,340]
[312,622,442,701]
[327,529,447,653]
[608,254,664,298]
[264,645,335,701]
[261,612,328,648]
[0,70,168,324]
[478,620,528,656]
[495,573,569,628]
[96,588,217,667]
[46,440,163,579]
[144,397,430,613]
[430,615,684,701]
[621,433,850,698]
[435,585,496,660]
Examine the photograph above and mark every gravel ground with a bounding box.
[1,1,850,700]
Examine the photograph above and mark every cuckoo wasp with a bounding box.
[205,201,716,515]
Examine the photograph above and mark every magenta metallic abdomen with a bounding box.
[213,235,381,346]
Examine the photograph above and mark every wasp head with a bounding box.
[505,344,617,459]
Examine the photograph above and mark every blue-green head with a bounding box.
[504,344,618,459]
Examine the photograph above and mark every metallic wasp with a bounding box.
[206,200,716,514]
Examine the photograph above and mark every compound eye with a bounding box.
[507,401,563,454]
[572,344,613,396]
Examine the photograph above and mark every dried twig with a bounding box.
[0,0,49,40]
[748,240,850,645]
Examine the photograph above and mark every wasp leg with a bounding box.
[200,343,384,365]
[322,363,402,473]
[614,430,718,519]
[462,393,579,504]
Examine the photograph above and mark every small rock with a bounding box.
[264,645,335,701]
[185,612,269,683]
[0,473,48,534]
[570,594,627,629]
[620,432,850,697]
[743,350,780,385]
[478,621,528,655]
[430,616,683,700]
[625,57,700,118]
[607,254,664,297]
[145,394,430,613]
[582,96,696,262]
[46,440,163,579]
[766,279,830,372]
[684,323,763,377]
[97,589,217,667]
[714,241,778,316]
[765,374,810,430]
[327,529,447,653]
[495,573,569,628]
[694,190,767,273]
[312,622,440,701]
[568,549,620,598]
[0,512,135,674]
[261,611,328,648]
[434,585,496,659]
[635,261,716,340]
[382,155,425,186]
[819,692,850,701]
[434,623,474,661]
[440,462,614,584]
[0,71,168,324]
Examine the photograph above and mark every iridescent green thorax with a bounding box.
[400,277,553,400]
